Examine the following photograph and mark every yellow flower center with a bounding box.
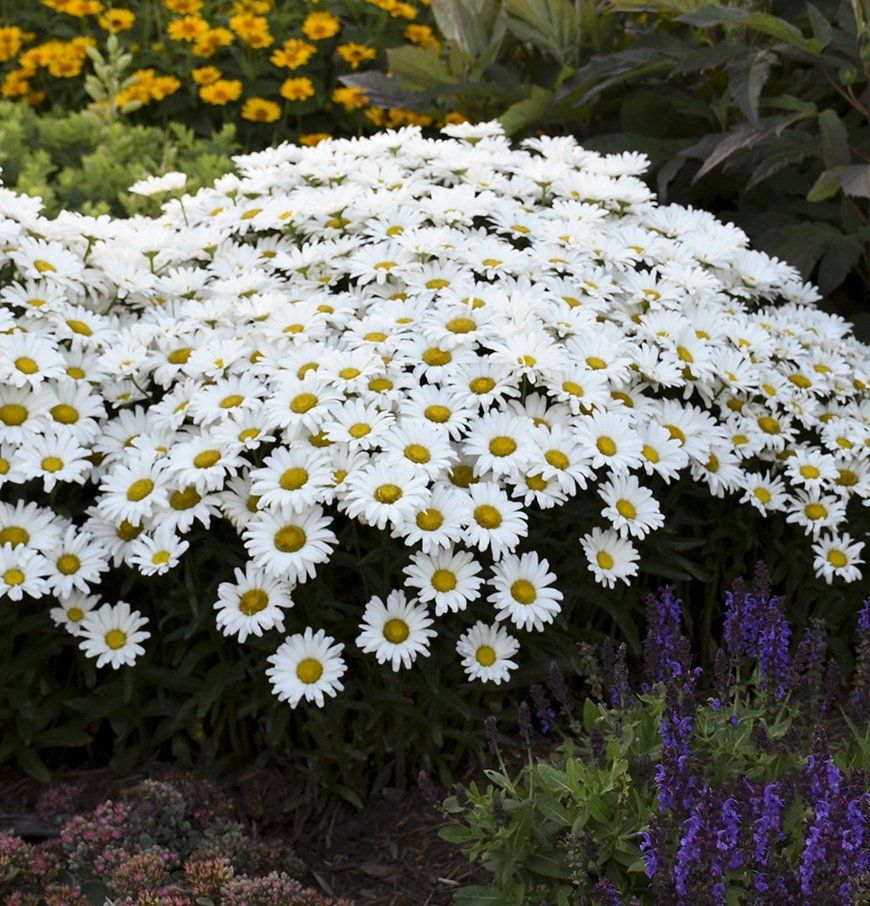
[706,454,720,473]
[416,509,444,531]
[41,456,64,473]
[239,588,269,615]
[804,503,827,521]
[799,465,820,479]
[426,278,449,290]
[3,568,25,586]
[117,520,143,541]
[642,444,660,463]
[220,394,244,409]
[339,367,361,380]
[105,629,127,650]
[364,331,387,342]
[586,356,607,370]
[290,392,317,413]
[383,618,410,644]
[615,499,636,519]
[275,525,306,552]
[152,550,171,565]
[280,467,309,490]
[126,479,154,502]
[67,607,84,623]
[596,436,617,457]
[754,487,772,504]
[825,549,848,569]
[836,469,857,487]
[398,443,428,465]
[446,317,475,334]
[596,551,614,570]
[375,483,402,504]
[489,436,517,457]
[510,579,536,605]
[757,416,780,435]
[50,404,79,424]
[168,348,192,365]
[0,404,28,426]
[476,645,496,667]
[34,259,56,273]
[15,356,38,375]
[450,464,476,488]
[193,449,221,469]
[170,486,201,510]
[424,404,451,423]
[545,450,568,470]
[56,554,81,575]
[665,425,686,444]
[296,657,323,684]
[368,377,392,392]
[525,473,547,491]
[66,319,92,336]
[474,504,502,529]
[788,373,811,388]
[349,422,371,439]
[423,347,452,367]
[432,569,456,592]
[469,376,496,395]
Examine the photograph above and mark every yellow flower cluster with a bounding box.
[0,0,451,135]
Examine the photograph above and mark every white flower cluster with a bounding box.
[1,122,867,708]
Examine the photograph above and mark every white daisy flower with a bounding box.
[575,411,644,474]
[79,601,150,669]
[45,526,109,598]
[812,533,864,584]
[404,547,484,616]
[0,544,50,601]
[128,525,190,576]
[249,446,333,512]
[244,505,337,583]
[488,551,563,631]
[460,481,528,560]
[356,589,437,671]
[456,621,519,685]
[50,591,99,636]
[266,627,346,707]
[343,462,429,530]
[214,564,293,642]
[598,474,664,539]
[580,527,639,588]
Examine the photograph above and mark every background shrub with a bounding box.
[348,0,870,333]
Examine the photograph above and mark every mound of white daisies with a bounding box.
[0,122,867,708]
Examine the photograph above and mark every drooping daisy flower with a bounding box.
[214,564,293,642]
[50,591,99,636]
[79,601,150,669]
[356,590,437,671]
[580,527,639,588]
[456,621,519,684]
[811,534,864,584]
[266,627,346,707]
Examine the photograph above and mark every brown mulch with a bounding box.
[0,763,485,906]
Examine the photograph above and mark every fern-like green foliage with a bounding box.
[0,101,236,217]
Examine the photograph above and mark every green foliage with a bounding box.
[347,0,870,332]
[0,100,235,217]
[442,668,869,903]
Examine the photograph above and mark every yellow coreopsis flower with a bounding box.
[336,42,377,70]
[192,65,222,85]
[163,0,203,11]
[98,8,136,31]
[192,27,234,57]
[299,132,330,146]
[229,14,273,47]
[331,86,368,111]
[0,27,25,63]
[166,14,209,42]
[1,70,31,99]
[199,78,243,105]
[302,11,341,40]
[280,77,315,102]
[270,38,316,69]
[405,24,439,50]
[241,97,281,122]
[63,0,105,15]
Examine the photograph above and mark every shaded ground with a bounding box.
[0,763,483,906]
